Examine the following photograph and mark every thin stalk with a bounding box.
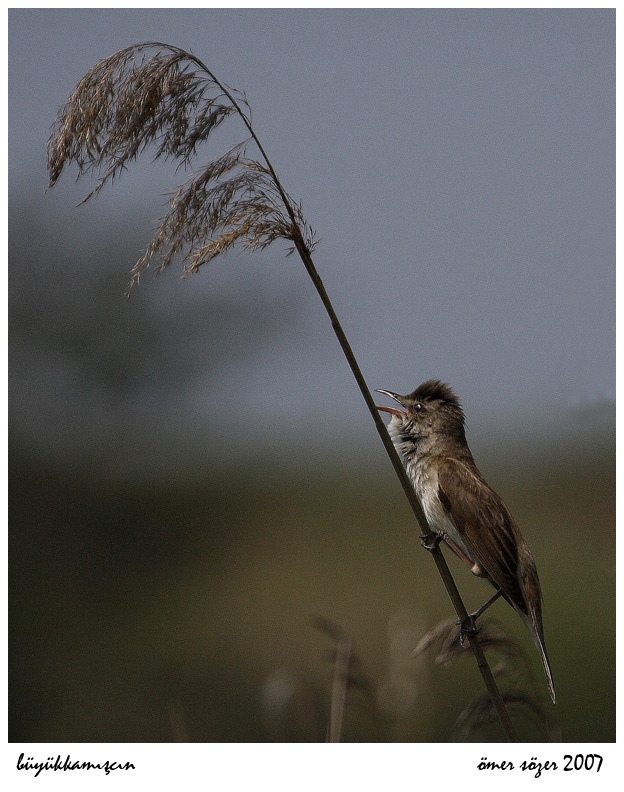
[328,635,352,743]
[186,49,520,742]
[292,237,519,743]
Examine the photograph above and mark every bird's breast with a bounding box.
[406,457,475,563]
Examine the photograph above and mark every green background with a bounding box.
[10,427,614,742]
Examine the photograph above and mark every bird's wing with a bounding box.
[436,457,528,615]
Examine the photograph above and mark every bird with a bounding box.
[376,379,556,703]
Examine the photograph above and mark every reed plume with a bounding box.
[47,42,315,290]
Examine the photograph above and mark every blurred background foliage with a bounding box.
[9,197,614,743]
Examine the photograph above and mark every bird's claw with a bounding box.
[420,532,441,552]
[458,614,480,648]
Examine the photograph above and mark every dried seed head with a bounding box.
[47,42,316,291]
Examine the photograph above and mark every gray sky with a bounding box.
[9,8,614,459]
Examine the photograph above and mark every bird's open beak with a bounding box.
[375,389,406,417]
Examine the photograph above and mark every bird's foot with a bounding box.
[457,589,504,647]
[420,532,441,552]
[458,614,480,648]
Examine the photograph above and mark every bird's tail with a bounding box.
[514,543,556,703]
[521,611,556,704]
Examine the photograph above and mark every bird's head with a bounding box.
[376,379,466,445]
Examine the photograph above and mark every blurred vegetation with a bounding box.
[8,195,306,457]
[9,196,615,742]
[9,428,614,742]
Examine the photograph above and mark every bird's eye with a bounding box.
[414,402,424,412]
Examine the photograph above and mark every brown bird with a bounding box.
[377,379,555,703]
